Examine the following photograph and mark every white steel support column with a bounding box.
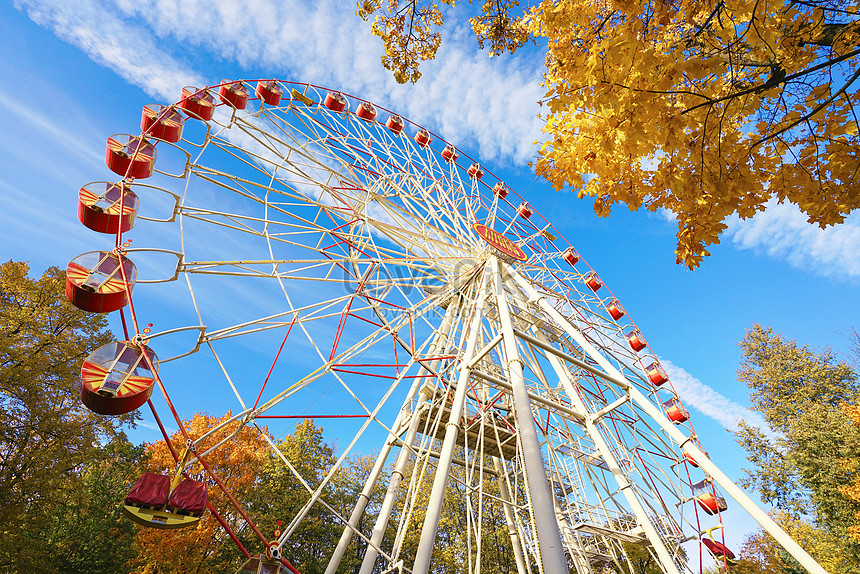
[357,399,428,574]
[492,457,531,574]
[411,265,492,574]
[551,492,590,574]
[527,325,681,574]
[491,256,569,574]
[509,269,830,574]
[354,303,460,574]
[326,437,394,574]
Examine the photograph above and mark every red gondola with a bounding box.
[105,135,156,179]
[66,251,136,313]
[122,473,207,529]
[493,181,508,198]
[255,80,283,106]
[140,104,184,143]
[78,182,139,234]
[702,538,736,563]
[467,163,484,179]
[663,397,689,423]
[324,91,347,112]
[220,80,250,109]
[644,361,668,385]
[562,247,580,267]
[386,114,404,134]
[584,272,602,292]
[606,298,625,320]
[683,437,708,467]
[626,329,646,352]
[700,528,737,567]
[167,478,208,515]
[693,479,727,515]
[415,128,431,147]
[356,101,378,122]
[517,202,532,219]
[80,341,157,415]
[180,86,216,121]
[442,144,458,162]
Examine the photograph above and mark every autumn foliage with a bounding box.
[734,325,860,569]
[357,0,860,268]
[844,404,860,544]
[131,413,273,574]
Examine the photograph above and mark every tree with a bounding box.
[357,0,860,268]
[0,261,134,571]
[130,412,276,574]
[734,325,860,570]
[42,434,146,574]
[843,404,860,544]
[256,419,342,574]
[733,512,846,574]
[845,329,860,544]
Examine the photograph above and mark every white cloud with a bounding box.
[15,0,205,100]
[660,359,777,439]
[724,199,860,277]
[16,0,544,165]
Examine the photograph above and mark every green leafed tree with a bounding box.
[734,325,860,571]
[252,419,379,574]
[42,434,146,574]
[733,512,847,574]
[0,260,139,572]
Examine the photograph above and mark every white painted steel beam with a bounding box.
[411,266,493,574]
[492,256,569,574]
[509,268,829,574]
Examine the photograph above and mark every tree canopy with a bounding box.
[732,511,846,573]
[734,325,860,570]
[0,260,141,572]
[131,412,275,574]
[357,0,859,267]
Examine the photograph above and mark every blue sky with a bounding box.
[2,0,859,554]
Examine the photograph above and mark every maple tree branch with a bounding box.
[682,47,860,115]
[594,10,616,38]
[845,92,860,181]
[750,66,860,150]
[790,0,860,15]
[688,1,725,45]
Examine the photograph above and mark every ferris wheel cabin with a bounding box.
[256,80,284,106]
[141,104,185,143]
[65,251,136,313]
[122,472,208,530]
[79,341,157,415]
[77,182,139,234]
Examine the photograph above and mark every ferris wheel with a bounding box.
[65,79,828,574]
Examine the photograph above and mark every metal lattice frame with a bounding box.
[94,80,828,574]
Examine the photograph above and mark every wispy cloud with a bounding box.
[17,0,860,280]
[15,0,204,100]
[17,0,544,165]
[661,359,777,439]
[725,199,860,278]
[657,198,860,278]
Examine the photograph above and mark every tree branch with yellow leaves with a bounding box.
[357,0,860,268]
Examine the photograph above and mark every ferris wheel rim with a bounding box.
[66,76,752,573]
